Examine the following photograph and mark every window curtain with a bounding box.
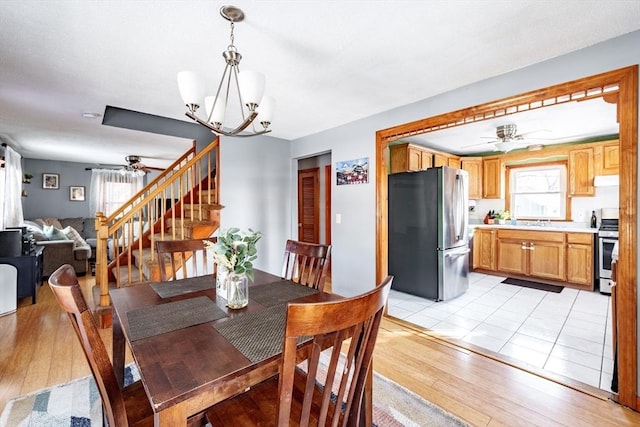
[1,146,24,229]
[89,169,143,217]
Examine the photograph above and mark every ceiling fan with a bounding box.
[120,155,164,176]
[465,124,549,153]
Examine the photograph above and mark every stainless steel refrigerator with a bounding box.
[388,166,469,301]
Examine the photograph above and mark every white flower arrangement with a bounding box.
[204,228,262,281]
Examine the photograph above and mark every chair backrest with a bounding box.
[156,237,217,281]
[48,264,129,427]
[281,239,331,291]
[277,275,393,426]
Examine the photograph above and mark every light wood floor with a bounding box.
[2,276,640,426]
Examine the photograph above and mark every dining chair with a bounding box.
[48,264,154,426]
[205,275,393,426]
[156,237,217,281]
[281,239,331,291]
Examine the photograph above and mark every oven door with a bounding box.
[599,237,617,279]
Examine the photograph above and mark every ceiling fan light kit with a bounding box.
[177,5,275,138]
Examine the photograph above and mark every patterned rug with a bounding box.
[1,365,468,427]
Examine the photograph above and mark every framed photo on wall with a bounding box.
[69,186,85,201]
[42,173,59,189]
[336,157,369,185]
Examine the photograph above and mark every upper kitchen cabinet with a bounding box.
[447,157,462,169]
[568,146,595,196]
[461,157,483,199]
[482,158,502,198]
[594,139,619,175]
[389,143,433,173]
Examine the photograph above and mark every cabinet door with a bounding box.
[566,233,594,289]
[408,147,423,171]
[528,240,565,281]
[433,154,447,167]
[496,239,526,275]
[473,229,496,271]
[461,158,483,199]
[482,158,501,198]
[569,147,595,196]
[601,143,619,175]
[420,151,433,169]
[448,158,462,169]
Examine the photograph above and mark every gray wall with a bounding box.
[22,159,93,219]
[218,134,291,277]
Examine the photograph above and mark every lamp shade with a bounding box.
[177,71,205,106]
[205,95,226,125]
[237,70,265,106]
[257,95,275,124]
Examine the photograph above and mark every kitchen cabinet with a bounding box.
[566,232,594,289]
[594,140,619,175]
[461,157,483,199]
[433,154,447,167]
[568,147,595,196]
[389,143,433,173]
[448,158,462,169]
[496,229,565,282]
[473,228,496,271]
[482,158,501,198]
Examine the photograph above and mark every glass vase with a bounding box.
[226,273,248,309]
[216,265,228,299]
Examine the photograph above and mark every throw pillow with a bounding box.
[23,220,47,241]
[43,225,69,241]
[63,226,89,249]
[41,217,63,229]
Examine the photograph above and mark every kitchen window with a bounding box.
[506,162,568,220]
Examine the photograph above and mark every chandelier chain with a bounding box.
[228,22,236,51]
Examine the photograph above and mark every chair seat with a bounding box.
[206,370,340,427]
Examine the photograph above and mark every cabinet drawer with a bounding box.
[496,229,565,242]
[567,233,594,244]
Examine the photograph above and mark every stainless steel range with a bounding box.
[598,208,618,294]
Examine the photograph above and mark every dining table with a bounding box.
[110,269,356,426]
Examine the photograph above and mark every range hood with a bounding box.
[594,175,619,187]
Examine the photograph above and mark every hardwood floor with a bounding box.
[2,276,640,426]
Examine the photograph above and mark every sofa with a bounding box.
[24,217,95,277]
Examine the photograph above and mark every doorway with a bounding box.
[297,153,332,245]
[375,66,638,409]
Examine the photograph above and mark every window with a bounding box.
[89,170,143,217]
[507,162,568,220]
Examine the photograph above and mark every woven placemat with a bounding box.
[151,275,215,298]
[214,304,310,363]
[250,280,319,307]
[127,296,226,341]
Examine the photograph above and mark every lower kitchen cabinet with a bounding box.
[566,232,594,289]
[496,229,566,282]
[472,228,496,271]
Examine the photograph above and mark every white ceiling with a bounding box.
[1,1,638,168]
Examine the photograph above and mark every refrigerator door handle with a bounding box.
[444,246,471,256]
[453,174,466,241]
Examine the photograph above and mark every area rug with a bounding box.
[1,365,467,427]
[502,277,564,293]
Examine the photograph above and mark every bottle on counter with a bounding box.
[590,210,597,228]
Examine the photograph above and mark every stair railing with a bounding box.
[94,138,221,310]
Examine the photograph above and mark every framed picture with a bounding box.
[69,186,85,201]
[42,173,59,189]
[336,157,369,185]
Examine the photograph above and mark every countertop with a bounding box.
[471,224,598,234]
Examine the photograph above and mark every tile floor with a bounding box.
[387,272,614,392]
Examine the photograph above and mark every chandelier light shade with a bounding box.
[177,5,275,137]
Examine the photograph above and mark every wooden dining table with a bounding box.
[110,269,347,426]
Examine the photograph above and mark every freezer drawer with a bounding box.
[438,246,470,301]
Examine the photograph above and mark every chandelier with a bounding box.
[177,5,275,137]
